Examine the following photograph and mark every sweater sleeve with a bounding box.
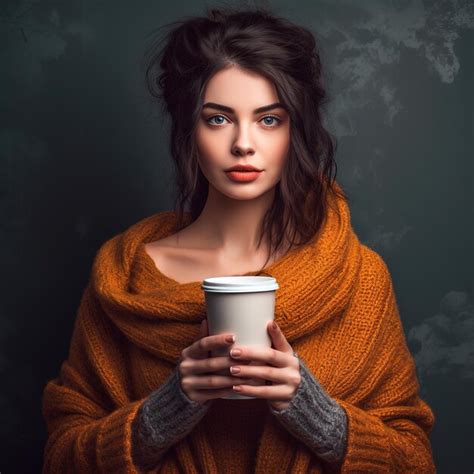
[41,281,198,474]
[131,367,211,471]
[269,357,348,465]
[273,252,436,473]
[42,341,144,472]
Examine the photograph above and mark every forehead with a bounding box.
[203,66,279,105]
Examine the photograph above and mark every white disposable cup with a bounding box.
[201,276,279,399]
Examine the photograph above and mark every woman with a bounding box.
[41,6,436,473]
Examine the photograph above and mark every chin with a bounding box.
[222,185,276,201]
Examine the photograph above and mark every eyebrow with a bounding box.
[202,102,287,114]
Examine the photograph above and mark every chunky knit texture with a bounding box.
[41,181,436,473]
[131,356,348,471]
[269,358,348,464]
[130,367,211,471]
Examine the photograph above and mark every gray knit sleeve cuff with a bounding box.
[131,367,212,471]
[269,357,348,465]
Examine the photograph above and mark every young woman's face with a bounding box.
[195,66,290,201]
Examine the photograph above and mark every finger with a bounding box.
[181,319,208,361]
[232,382,294,399]
[267,320,293,353]
[181,355,235,376]
[198,318,208,339]
[184,331,235,360]
[229,364,286,384]
[230,345,288,368]
[183,374,251,390]
[199,319,205,338]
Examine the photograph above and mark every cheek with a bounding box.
[266,127,290,155]
[265,131,289,177]
[196,132,227,165]
[196,126,225,157]
[195,129,222,174]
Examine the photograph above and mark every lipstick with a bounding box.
[225,170,263,182]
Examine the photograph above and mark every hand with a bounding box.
[178,319,251,404]
[229,320,301,411]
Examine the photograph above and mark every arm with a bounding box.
[269,357,348,466]
[131,367,211,471]
[270,252,436,473]
[42,297,142,472]
[42,282,207,473]
[331,318,436,474]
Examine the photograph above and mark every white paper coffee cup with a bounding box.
[201,276,279,400]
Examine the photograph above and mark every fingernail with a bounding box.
[272,321,278,330]
[230,348,241,357]
[225,335,235,343]
[230,366,240,374]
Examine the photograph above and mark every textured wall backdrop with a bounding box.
[1,0,473,473]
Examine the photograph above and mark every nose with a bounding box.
[231,124,255,156]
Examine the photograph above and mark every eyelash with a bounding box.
[205,114,282,128]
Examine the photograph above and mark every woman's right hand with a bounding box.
[178,319,250,403]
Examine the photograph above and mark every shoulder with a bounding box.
[353,245,397,318]
[360,244,392,287]
[342,246,401,349]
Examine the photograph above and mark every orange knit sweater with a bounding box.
[41,182,436,473]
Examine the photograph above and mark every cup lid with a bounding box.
[201,276,279,293]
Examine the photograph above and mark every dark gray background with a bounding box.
[1,0,472,472]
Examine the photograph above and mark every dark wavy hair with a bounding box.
[142,5,349,272]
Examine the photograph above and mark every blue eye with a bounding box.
[262,116,280,126]
[207,115,226,126]
[206,115,281,128]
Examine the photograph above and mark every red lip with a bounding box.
[225,164,262,172]
[225,170,262,183]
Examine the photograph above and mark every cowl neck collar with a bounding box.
[91,181,362,362]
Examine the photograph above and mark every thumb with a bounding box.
[198,318,208,339]
[267,320,292,353]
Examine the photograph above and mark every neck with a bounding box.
[187,184,276,259]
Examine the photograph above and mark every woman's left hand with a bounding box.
[229,320,301,412]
